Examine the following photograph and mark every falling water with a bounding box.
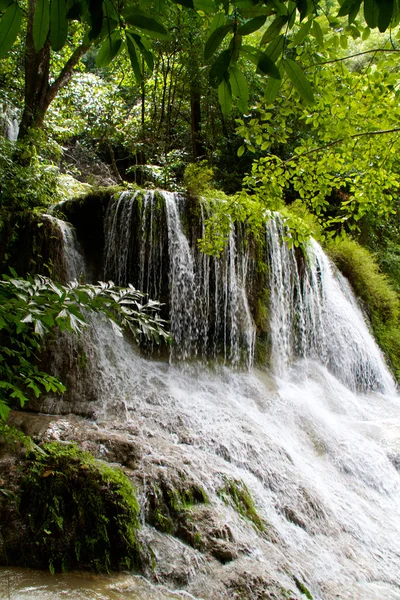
[103,190,255,365]
[14,198,400,600]
[266,215,396,393]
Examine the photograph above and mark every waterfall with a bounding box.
[266,215,396,393]
[103,190,256,365]
[25,194,400,600]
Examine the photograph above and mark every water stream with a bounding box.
[4,192,400,599]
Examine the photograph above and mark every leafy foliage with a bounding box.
[0,273,170,421]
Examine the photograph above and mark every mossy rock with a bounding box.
[18,441,141,573]
[217,476,266,534]
[146,470,208,547]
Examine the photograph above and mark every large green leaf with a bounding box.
[261,15,288,45]
[126,33,143,84]
[218,77,232,116]
[237,15,266,35]
[291,19,312,45]
[264,62,283,104]
[126,32,154,70]
[204,23,233,60]
[123,8,171,40]
[229,65,249,112]
[170,0,195,7]
[209,48,232,87]
[264,34,284,61]
[311,20,324,47]
[283,58,314,103]
[50,0,68,51]
[364,0,379,28]
[0,2,21,57]
[338,0,362,24]
[241,45,280,79]
[88,0,103,40]
[96,30,123,67]
[194,0,216,13]
[0,0,13,10]
[33,0,50,51]
[296,0,313,21]
[378,0,394,31]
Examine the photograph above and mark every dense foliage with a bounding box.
[0,273,170,421]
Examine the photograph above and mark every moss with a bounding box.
[146,472,208,547]
[327,238,400,380]
[293,577,313,599]
[18,442,141,573]
[217,477,266,534]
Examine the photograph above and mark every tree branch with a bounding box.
[308,48,400,68]
[45,42,92,108]
[284,128,400,164]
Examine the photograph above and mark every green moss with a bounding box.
[19,442,141,573]
[146,473,208,545]
[294,577,313,599]
[217,477,265,533]
[327,238,400,380]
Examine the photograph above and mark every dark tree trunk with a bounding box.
[190,87,204,160]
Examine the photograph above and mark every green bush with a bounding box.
[183,161,214,196]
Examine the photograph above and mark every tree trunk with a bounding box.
[18,0,91,140]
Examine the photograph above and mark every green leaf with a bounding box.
[261,15,288,45]
[364,0,379,28]
[0,0,13,9]
[378,0,394,31]
[311,20,324,47]
[240,44,280,79]
[96,30,123,67]
[204,23,233,60]
[229,65,249,112]
[218,77,232,116]
[209,48,231,87]
[50,0,68,51]
[126,33,143,84]
[283,58,314,103]
[237,145,245,156]
[170,0,195,7]
[264,61,282,104]
[33,0,50,51]
[88,0,103,40]
[0,2,21,58]
[291,19,312,45]
[0,400,10,422]
[127,32,154,70]
[194,0,216,13]
[338,0,362,23]
[237,15,266,35]
[296,0,313,21]
[264,34,284,62]
[123,9,171,40]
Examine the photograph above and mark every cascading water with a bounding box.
[6,194,400,600]
[266,215,396,393]
[103,190,255,365]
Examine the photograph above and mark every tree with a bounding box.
[0,0,398,141]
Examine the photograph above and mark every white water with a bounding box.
[14,198,400,599]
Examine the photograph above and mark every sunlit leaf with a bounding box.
[126,33,143,84]
[311,20,324,47]
[291,19,312,45]
[194,0,216,13]
[283,58,314,103]
[96,30,123,67]
[0,2,21,58]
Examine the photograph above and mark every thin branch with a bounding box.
[284,128,400,164]
[307,48,400,68]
